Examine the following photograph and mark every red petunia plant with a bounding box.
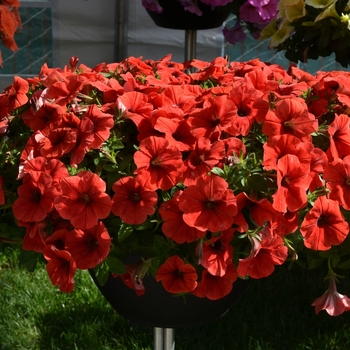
[0,0,22,67]
[2,54,350,316]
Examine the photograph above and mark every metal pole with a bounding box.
[154,327,175,350]
[164,328,175,350]
[115,0,129,61]
[184,30,197,61]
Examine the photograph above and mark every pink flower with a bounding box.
[312,276,350,316]
[141,0,162,13]
[240,0,278,23]
[223,20,247,46]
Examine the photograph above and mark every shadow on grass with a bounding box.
[37,303,153,350]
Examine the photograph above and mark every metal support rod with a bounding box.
[154,327,175,350]
[184,30,197,61]
[115,0,129,61]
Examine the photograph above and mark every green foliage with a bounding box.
[277,2,350,67]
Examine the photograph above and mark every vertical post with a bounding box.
[184,29,197,61]
[154,327,164,350]
[154,327,175,350]
[164,328,175,350]
[115,0,129,61]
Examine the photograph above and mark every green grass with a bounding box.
[1,246,350,350]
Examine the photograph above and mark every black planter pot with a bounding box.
[89,270,250,328]
[146,0,232,30]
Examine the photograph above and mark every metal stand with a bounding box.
[153,327,175,350]
[185,30,197,61]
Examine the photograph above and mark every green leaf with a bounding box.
[337,259,350,270]
[105,256,126,275]
[93,263,110,286]
[103,164,118,172]
[246,174,267,192]
[307,254,324,270]
[211,167,226,177]
[18,250,39,272]
[118,224,134,242]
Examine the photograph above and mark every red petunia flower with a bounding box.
[262,134,313,171]
[6,76,29,110]
[300,196,349,251]
[262,98,318,140]
[178,174,237,232]
[272,154,310,213]
[43,245,76,293]
[111,176,158,225]
[65,221,111,269]
[36,128,77,159]
[19,220,47,252]
[199,229,234,277]
[226,79,264,136]
[153,117,196,152]
[21,102,66,133]
[45,228,69,250]
[118,91,153,127]
[327,113,350,161]
[187,95,237,140]
[236,192,277,227]
[54,171,112,230]
[192,263,238,300]
[134,136,183,190]
[70,116,95,166]
[12,172,56,222]
[41,74,86,106]
[237,225,288,279]
[156,255,198,294]
[323,155,350,210]
[159,190,205,244]
[312,275,350,316]
[182,138,225,186]
[80,104,114,150]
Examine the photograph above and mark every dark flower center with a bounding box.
[237,106,250,117]
[151,157,162,167]
[130,193,141,202]
[317,215,328,228]
[205,201,216,209]
[211,240,223,252]
[80,193,91,204]
[32,189,42,203]
[87,236,99,249]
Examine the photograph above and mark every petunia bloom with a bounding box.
[178,174,237,232]
[54,171,112,230]
[156,255,198,294]
[272,154,310,213]
[159,190,205,244]
[192,263,238,300]
[43,245,76,293]
[12,172,56,222]
[323,155,350,210]
[199,229,234,277]
[65,221,111,269]
[300,196,349,251]
[111,176,158,225]
[312,275,350,316]
[237,225,288,279]
[134,136,183,190]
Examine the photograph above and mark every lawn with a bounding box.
[1,246,350,350]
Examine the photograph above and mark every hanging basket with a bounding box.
[89,270,250,328]
[145,0,232,30]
